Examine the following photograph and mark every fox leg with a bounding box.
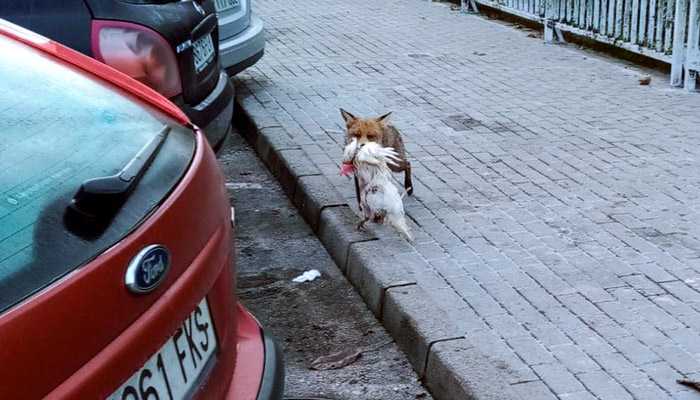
[404,161,413,196]
[357,216,369,231]
[354,175,362,211]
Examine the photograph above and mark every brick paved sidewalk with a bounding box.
[234,0,700,398]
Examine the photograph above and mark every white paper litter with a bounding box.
[292,269,321,283]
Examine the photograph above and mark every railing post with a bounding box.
[647,0,657,45]
[615,0,624,37]
[461,0,480,13]
[666,0,676,51]
[567,0,573,22]
[544,0,566,41]
[631,0,640,43]
[639,0,649,44]
[656,0,666,51]
[685,0,699,89]
[545,0,554,40]
[671,0,688,86]
[624,0,633,40]
[608,0,617,36]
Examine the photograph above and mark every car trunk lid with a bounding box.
[87,0,222,105]
[0,32,235,399]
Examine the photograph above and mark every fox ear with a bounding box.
[377,111,392,123]
[340,108,357,126]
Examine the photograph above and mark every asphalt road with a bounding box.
[217,129,432,400]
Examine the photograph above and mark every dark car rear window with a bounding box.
[0,35,195,313]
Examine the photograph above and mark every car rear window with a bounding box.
[0,35,195,313]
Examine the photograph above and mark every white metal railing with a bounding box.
[462,0,700,89]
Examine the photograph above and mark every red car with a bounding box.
[0,20,283,400]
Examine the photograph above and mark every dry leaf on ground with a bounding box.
[310,350,362,370]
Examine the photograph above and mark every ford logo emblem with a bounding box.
[125,245,171,294]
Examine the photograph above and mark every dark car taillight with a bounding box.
[91,20,182,98]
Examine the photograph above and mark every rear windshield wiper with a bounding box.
[64,126,170,239]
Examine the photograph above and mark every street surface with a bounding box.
[218,131,432,400]
[233,0,700,398]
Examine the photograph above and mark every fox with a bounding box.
[342,138,413,241]
[339,109,413,208]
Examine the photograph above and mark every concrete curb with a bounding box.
[233,94,520,400]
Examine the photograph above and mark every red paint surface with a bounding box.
[226,304,266,400]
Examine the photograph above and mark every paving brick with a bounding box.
[557,391,598,400]
[550,344,601,374]
[608,336,662,365]
[428,258,463,279]
[596,300,644,325]
[652,345,700,375]
[532,363,586,395]
[557,293,602,318]
[624,380,674,400]
[639,361,689,394]
[507,336,556,366]
[463,290,507,318]
[635,305,686,332]
[626,320,675,348]
[666,327,700,357]
[592,353,647,383]
[511,381,558,400]
[577,370,634,400]
[574,333,618,357]
[447,306,490,333]
[484,314,529,339]
[661,280,700,303]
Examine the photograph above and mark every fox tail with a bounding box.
[387,213,413,242]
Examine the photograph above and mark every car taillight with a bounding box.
[91,20,182,98]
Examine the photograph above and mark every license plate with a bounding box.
[214,0,239,12]
[192,34,215,74]
[109,298,217,400]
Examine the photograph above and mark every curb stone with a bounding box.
[233,94,520,400]
[317,206,377,270]
[426,339,518,400]
[382,284,464,375]
[345,240,417,316]
[292,175,347,230]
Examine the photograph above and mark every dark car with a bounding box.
[0,19,283,399]
[0,0,234,149]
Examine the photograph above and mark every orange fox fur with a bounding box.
[340,109,413,206]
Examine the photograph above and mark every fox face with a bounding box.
[339,108,414,198]
[340,108,392,145]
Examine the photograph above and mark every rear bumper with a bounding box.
[257,327,285,400]
[219,13,265,76]
[172,71,234,150]
[226,303,285,400]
